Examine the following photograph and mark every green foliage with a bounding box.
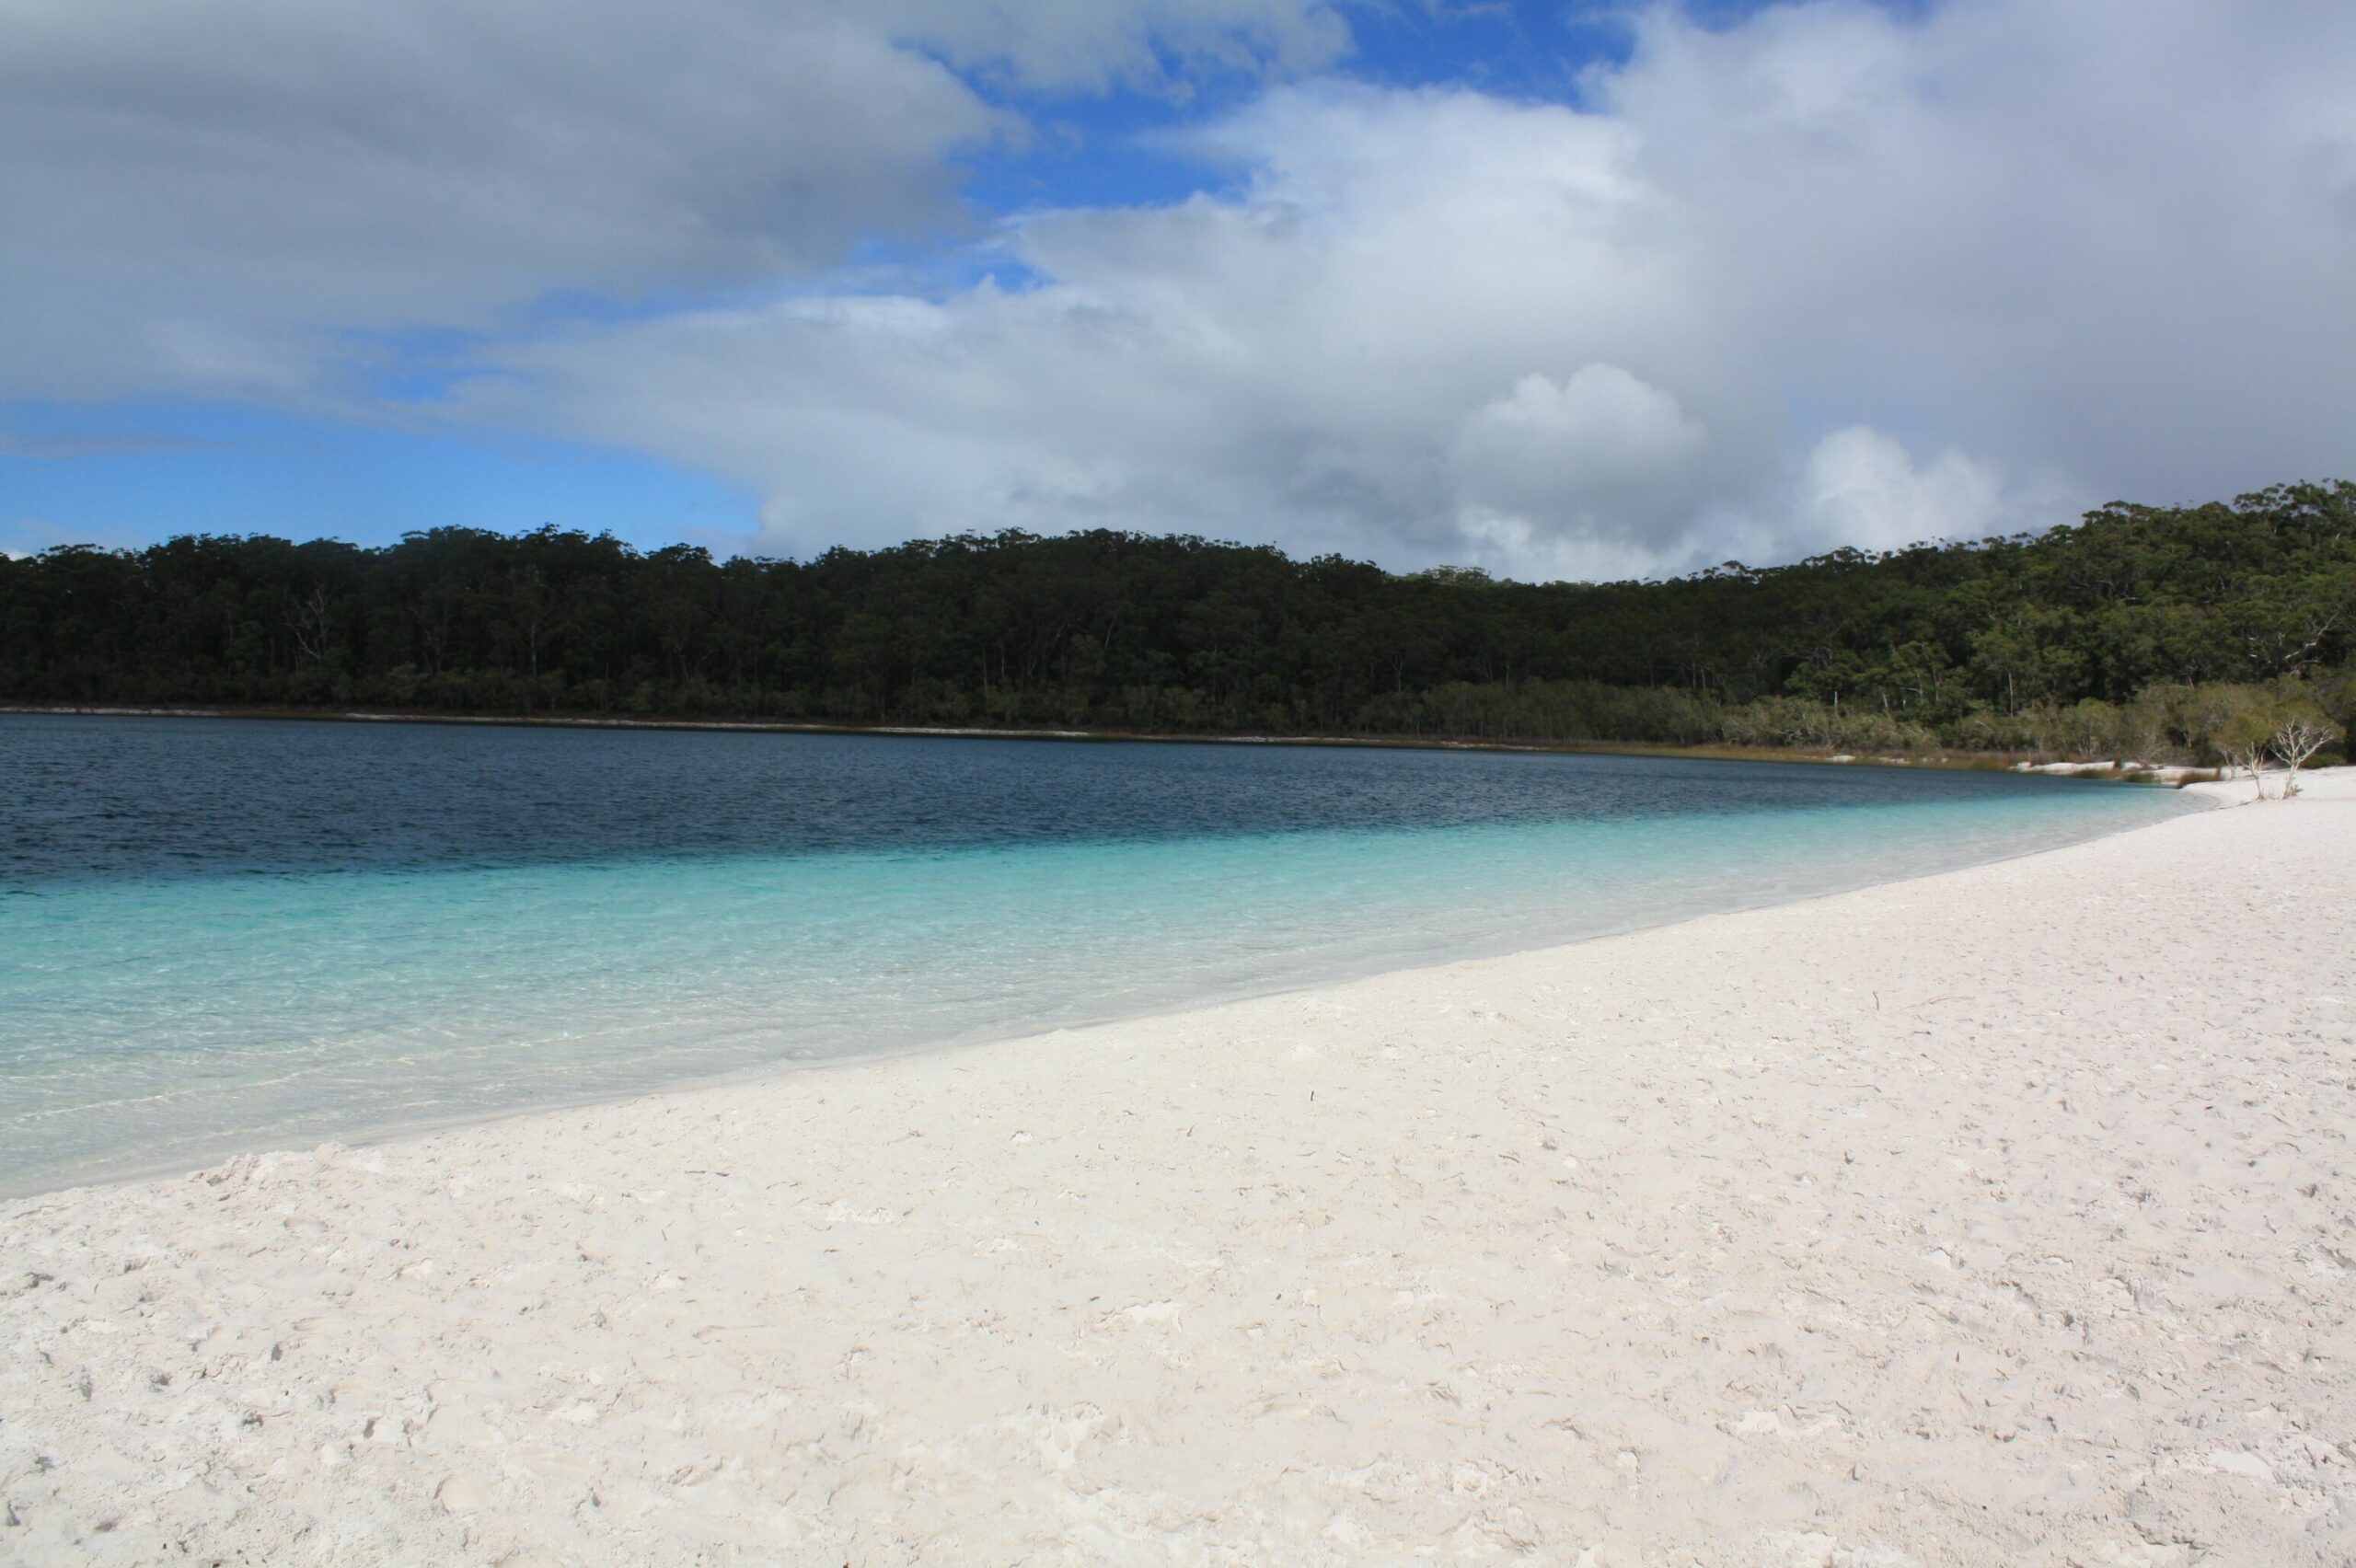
[3,483,2351,761]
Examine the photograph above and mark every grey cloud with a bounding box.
[455,1,2356,580]
[0,0,1353,402]
[445,80,1773,570]
[1596,0,2356,504]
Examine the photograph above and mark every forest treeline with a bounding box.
[3,479,2350,763]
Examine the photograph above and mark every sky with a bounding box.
[4,0,2353,582]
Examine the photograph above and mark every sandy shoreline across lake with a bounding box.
[4,774,2352,1565]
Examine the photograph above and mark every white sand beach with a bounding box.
[4,773,2351,1565]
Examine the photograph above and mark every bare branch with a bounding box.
[2269,717,2331,796]
[2227,739,2273,801]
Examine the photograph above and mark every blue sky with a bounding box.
[0,401,753,555]
[4,1,2352,579]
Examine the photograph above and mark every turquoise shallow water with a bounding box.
[0,715,2196,1194]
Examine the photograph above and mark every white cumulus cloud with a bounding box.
[453,0,2356,577]
[1795,427,2010,556]
[1449,367,1710,538]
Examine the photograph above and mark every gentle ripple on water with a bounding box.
[0,714,2198,1193]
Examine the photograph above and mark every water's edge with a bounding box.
[1,795,2213,1205]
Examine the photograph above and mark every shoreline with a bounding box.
[1,786,2211,1204]
[0,700,2177,779]
[4,774,2350,1562]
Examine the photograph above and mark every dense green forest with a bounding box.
[4,480,2350,763]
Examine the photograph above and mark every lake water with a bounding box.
[0,714,2196,1194]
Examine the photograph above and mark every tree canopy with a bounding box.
[4,480,2350,761]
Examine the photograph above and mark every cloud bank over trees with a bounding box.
[6,0,2353,579]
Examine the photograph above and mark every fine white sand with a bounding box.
[5,772,2352,1565]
